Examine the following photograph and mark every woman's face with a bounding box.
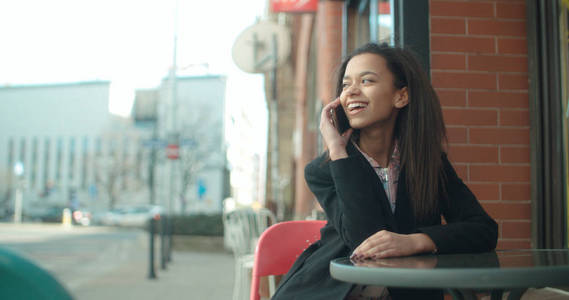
[339,53,407,131]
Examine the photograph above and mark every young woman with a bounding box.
[271,43,498,300]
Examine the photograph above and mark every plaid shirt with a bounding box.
[352,140,401,213]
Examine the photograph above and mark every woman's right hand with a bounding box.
[320,98,353,160]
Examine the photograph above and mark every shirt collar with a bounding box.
[352,139,400,169]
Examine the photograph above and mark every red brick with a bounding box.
[500,110,529,126]
[499,74,529,90]
[498,38,528,54]
[443,108,497,126]
[430,1,494,18]
[470,165,530,182]
[484,202,531,219]
[500,146,530,163]
[497,239,531,250]
[431,36,495,53]
[437,89,466,107]
[432,72,497,89]
[446,127,468,144]
[431,18,466,34]
[468,183,500,201]
[469,91,528,109]
[448,145,499,163]
[432,53,466,70]
[496,3,526,19]
[502,183,531,201]
[468,20,526,37]
[469,55,528,73]
[470,128,529,145]
[501,221,531,239]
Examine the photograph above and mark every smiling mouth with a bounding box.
[347,102,368,114]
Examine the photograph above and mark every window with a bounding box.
[343,0,428,71]
[81,136,88,189]
[560,0,569,244]
[19,137,26,171]
[43,138,50,188]
[122,137,129,190]
[31,137,38,188]
[56,138,63,182]
[527,0,567,248]
[69,137,75,180]
[377,0,394,45]
[7,138,14,189]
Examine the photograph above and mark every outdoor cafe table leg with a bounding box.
[447,289,478,300]
[506,289,527,300]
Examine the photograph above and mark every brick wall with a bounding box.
[430,0,532,249]
[317,0,344,105]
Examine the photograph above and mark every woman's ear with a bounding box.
[394,87,409,109]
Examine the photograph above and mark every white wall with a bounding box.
[0,81,113,213]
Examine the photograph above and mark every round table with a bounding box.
[330,249,569,300]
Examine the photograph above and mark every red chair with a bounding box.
[250,220,326,300]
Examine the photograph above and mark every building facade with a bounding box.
[0,75,230,219]
[0,81,127,216]
[135,75,230,214]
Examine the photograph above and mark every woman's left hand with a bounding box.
[351,230,436,260]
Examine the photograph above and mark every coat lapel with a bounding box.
[345,142,399,232]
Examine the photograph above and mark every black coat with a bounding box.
[272,142,498,300]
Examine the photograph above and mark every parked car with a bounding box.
[25,206,91,226]
[26,206,66,223]
[72,209,92,226]
[95,205,163,227]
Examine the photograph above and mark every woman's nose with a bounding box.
[345,84,360,95]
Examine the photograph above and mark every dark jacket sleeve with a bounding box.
[305,154,393,251]
[416,154,498,254]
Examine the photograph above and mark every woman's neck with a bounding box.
[358,125,395,167]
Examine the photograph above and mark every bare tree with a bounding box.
[94,150,124,210]
[94,118,143,210]
[177,110,222,213]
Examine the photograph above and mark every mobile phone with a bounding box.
[331,105,351,134]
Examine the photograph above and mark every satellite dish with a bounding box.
[232,21,291,73]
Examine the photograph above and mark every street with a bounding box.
[1,223,143,290]
[0,223,235,299]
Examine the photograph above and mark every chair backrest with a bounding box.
[223,208,277,256]
[250,220,326,300]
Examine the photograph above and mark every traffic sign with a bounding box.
[166,144,179,160]
[142,139,167,148]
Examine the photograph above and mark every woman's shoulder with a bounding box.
[307,143,365,173]
[440,152,458,176]
[305,152,331,174]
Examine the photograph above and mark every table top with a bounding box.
[330,249,569,289]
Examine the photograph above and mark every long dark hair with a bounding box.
[336,43,447,220]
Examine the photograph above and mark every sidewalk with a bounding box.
[72,235,235,300]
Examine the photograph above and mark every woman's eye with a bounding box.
[362,79,373,84]
[342,83,349,89]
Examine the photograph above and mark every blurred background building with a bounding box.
[0,81,117,217]
[133,74,230,214]
[0,75,230,218]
